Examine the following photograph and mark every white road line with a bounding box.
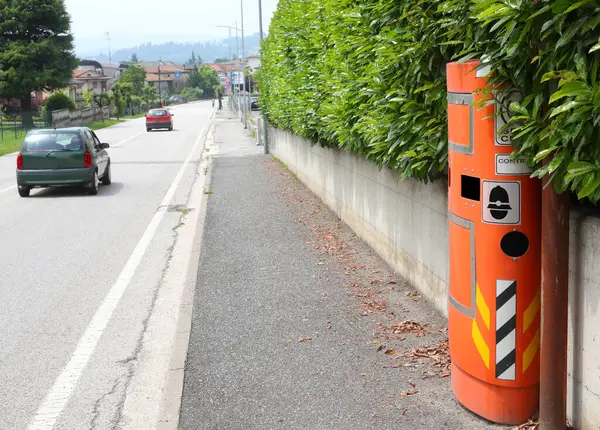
[0,185,16,194]
[111,131,145,148]
[27,124,208,430]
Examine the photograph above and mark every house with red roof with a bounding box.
[69,68,111,101]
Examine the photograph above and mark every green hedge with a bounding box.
[262,0,600,201]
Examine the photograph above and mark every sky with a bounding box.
[64,0,279,55]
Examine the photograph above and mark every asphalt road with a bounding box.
[0,101,212,429]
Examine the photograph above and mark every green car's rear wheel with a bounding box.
[101,164,111,185]
[18,186,30,197]
[88,172,99,195]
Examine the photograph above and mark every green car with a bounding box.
[16,127,111,197]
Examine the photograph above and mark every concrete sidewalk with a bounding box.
[179,109,506,429]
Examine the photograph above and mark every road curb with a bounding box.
[156,121,216,430]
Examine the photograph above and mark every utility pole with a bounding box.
[216,24,241,101]
[157,62,162,107]
[235,21,240,61]
[228,27,232,61]
[258,0,264,39]
[104,32,112,68]
[241,0,247,129]
[539,176,570,430]
[258,0,269,153]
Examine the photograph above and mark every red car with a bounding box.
[146,108,174,132]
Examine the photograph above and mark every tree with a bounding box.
[182,87,204,101]
[0,0,78,119]
[82,89,94,108]
[92,93,111,122]
[186,65,220,97]
[44,92,76,112]
[187,51,202,65]
[117,66,147,95]
[214,85,225,110]
[186,68,202,89]
[215,58,230,64]
[131,53,139,64]
[141,86,157,105]
[111,81,134,117]
[251,69,262,93]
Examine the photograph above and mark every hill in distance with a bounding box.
[80,33,262,64]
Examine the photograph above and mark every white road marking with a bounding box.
[111,131,145,148]
[27,124,208,430]
[0,185,16,194]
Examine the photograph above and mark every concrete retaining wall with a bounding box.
[268,127,600,430]
[52,107,109,128]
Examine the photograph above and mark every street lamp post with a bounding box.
[157,62,163,107]
[216,24,241,61]
[258,0,264,40]
[241,0,247,129]
[104,32,112,68]
[216,24,242,109]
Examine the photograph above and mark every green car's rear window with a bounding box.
[22,132,84,152]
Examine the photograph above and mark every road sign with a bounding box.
[175,72,181,78]
[495,154,531,175]
[482,180,521,225]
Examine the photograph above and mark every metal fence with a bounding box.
[0,110,52,143]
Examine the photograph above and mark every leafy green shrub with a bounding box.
[262,0,600,201]
[44,92,76,112]
[465,0,600,201]
[262,0,465,182]
[182,87,204,101]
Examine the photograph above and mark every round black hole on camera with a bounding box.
[501,231,529,258]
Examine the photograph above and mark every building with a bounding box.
[246,54,261,74]
[205,62,243,90]
[69,67,111,101]
[78,60,126,90]
[145,64,189,95]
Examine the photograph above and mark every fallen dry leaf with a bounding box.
[403,339,451,377]
[360,299,389,314]
[297,337,312,343]
[321,292,327,297]
[381,320,427,337]
[517,418,538,429]
[356,289,382,299]
[384,349,395,355]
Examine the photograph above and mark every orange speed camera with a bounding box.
[447,60,541,425]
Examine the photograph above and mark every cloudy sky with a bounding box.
[64,0,279,54]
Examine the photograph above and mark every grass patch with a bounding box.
[0,133,25,156]
[271,155,297,179]
[122,112,147,120]
[88,119,125,130]
[273,156,288,170]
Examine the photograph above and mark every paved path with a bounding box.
[0,101,212,429]
[180,110,503,429]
